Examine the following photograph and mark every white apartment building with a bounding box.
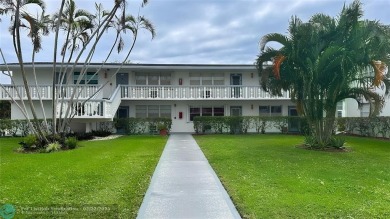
[0,63,388,133]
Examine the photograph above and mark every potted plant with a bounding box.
[157,123,168,136]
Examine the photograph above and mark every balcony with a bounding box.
[56,86,121,120]
[0,85,101,100]
[120,85,290,100]
[1,85,290,119]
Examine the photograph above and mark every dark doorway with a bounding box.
[116,73,129,86]
[230,74,242,98]
[288,106,299,133]
[116,73,129,97]
[230,106,242,134]
[116,106,129,134]
[230,106,242,116]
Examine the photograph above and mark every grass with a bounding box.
[0,136,166,218]
[195,134,390,219]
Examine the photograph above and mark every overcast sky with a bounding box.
[1,0,390,84]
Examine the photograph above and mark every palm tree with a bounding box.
[20,9,52,133]
[53,0,94,62]
[256,0,390,148]
[3,0,50,142]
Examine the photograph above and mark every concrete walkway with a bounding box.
[137,134,241,219]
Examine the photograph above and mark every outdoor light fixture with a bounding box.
[104,69,110,78]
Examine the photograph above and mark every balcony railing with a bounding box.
[55,86,122,119]
[0,85,101,100]
[120,85,290,100]
[1,85,290,119]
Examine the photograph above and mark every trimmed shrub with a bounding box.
[92,130,112,137]
[65,137,78,149]
[114,118,172,135]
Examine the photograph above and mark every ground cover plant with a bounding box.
[195,134,390,218]
[0,136,166,218]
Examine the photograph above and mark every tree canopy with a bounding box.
[0,0,155,145]
[256,0,390,148]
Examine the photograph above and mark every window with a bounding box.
[135,105,171,118]
[189,73,225,85]
[135,74,146,85]
[189,107,201,121]
[259,105,282,116]
[271,106,282,115]
[56,72,67,84]
[337,101,344,117]
[259,106,270,116]
[135,105,147,118]
[135,72,171,85]
[189,106,225,121]
[360,103,370,117]
[73,72,98,84]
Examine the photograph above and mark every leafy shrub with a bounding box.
[92,130,112,137]
[114,118,172,135]
[72,132,94,141]
[0,119,12,136]
[304,135,317,148]
[22,134,38,149]
[271,116,288,133]
[329,137,346,149]
[45,134,64,145]
[65,137,78,149]
[45,142,61,153]
[98,121,114,133]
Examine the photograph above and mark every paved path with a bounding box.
[137,134,241,219]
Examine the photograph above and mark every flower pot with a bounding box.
[159,129,168,136]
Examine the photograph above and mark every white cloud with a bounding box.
[0,0,389,74]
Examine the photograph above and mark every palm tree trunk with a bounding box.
[32,50,50,133]
[52,0,66,135]
[13,0,47,143]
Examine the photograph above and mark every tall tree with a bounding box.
[256,0,390,148]
[0,0,155,145]
[53,0,94,62]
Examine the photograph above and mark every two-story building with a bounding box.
[1,63,389,133]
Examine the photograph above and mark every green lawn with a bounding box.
[0,136,166,218]
[195,134,390,219]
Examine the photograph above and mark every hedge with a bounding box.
[193,116,390,138]
[0,119,53,137]
[193,116,308,134]
[113,118,172,135]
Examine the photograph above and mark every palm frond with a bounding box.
[259,33,288,52]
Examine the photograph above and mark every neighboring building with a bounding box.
[342,87,390,118]
[0,63,388,133]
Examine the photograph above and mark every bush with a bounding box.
[45,142,61,153]
[92,130,112,137]
[21,134,38,149]
[45,134,64,145]
[71,132,94,141]
[65,137,78,149]
[114,117,172,135]
[330,136,346,149]
[0,119,12,136]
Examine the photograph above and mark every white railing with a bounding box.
[104,86,122,118]
[0,85,101,100]
[55,86,122,119]
[120,86,290,100]
[56,100,105,118]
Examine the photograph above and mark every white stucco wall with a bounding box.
[11,100,53,120]
[120,99,294,133]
